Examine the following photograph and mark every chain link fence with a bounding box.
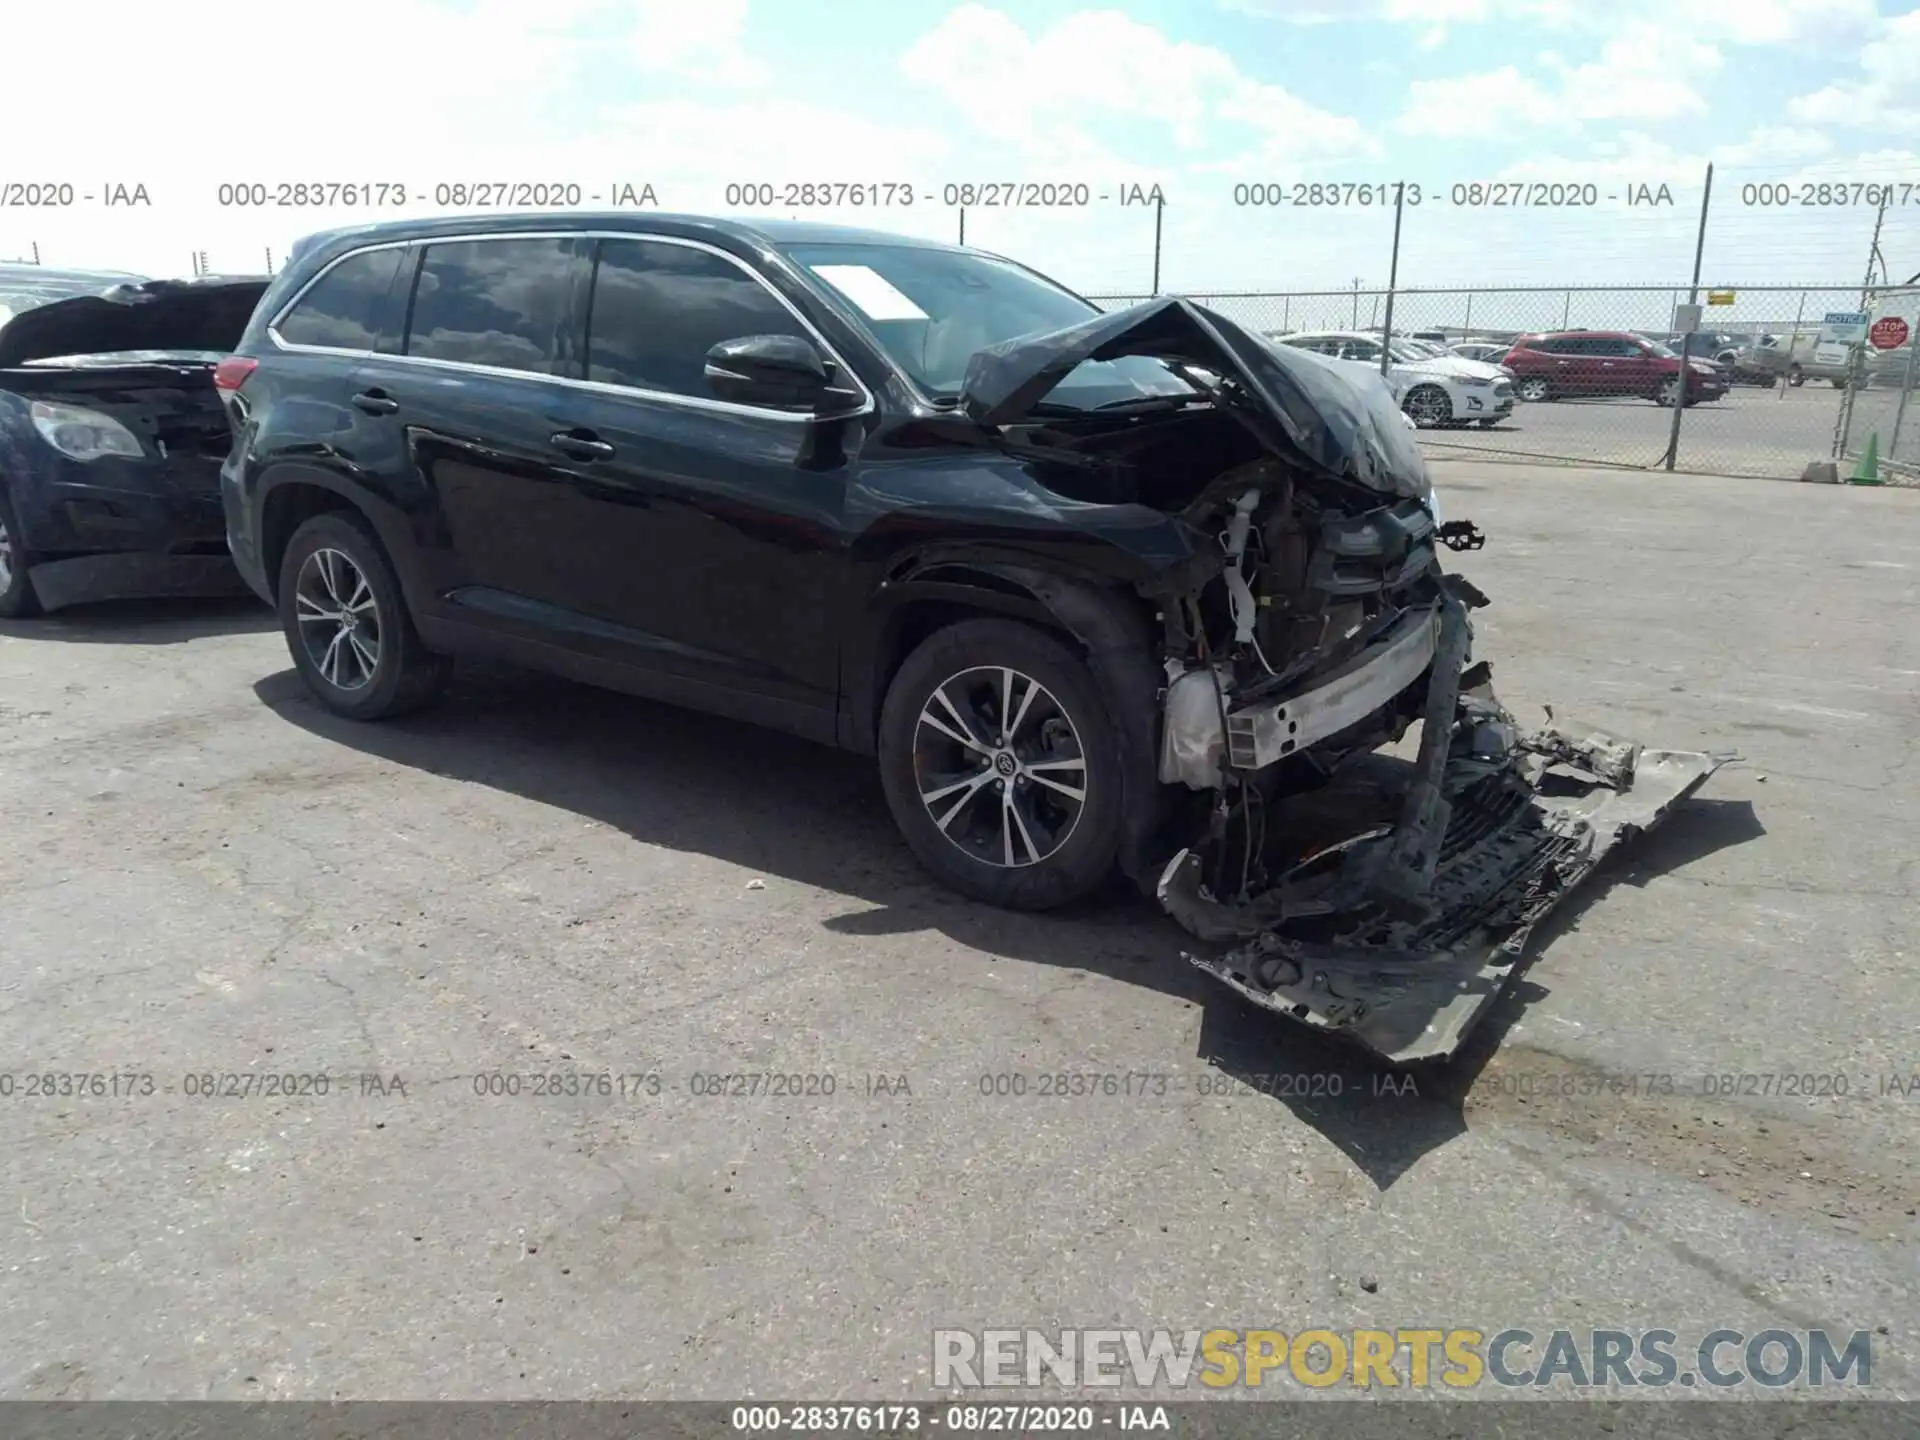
[1086,284,1919,481]
[1837,284,1920,477]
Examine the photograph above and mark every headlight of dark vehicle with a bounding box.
[30,400,145,461]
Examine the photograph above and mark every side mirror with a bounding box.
[704,334,858,412]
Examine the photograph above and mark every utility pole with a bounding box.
[1664,163,1712,472]
[1150,193,1163,296]
[1377,183,1408,377]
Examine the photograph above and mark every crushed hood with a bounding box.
[961,297,1431,499]
[0,277,270,368]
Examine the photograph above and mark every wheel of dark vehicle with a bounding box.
[878,619,1122,911]
[0,490,43,620]
[1403,385,1452,429]
[1787,364,1804,386]
[1514,377,1551,402]
[278,510,448,721]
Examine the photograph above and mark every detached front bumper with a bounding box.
[1160,595,1729,1064]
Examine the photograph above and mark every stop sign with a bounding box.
[1870,315,1910,349]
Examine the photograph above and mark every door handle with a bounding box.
[550,431,615,460]
[352,390,399,415]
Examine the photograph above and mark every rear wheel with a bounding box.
[1787,364,1805,387]
[1515,376,1551,402]
[277,510,448,720]
[0,491,43,620]
[1403,385,1452,429]
[877,619,1122,910]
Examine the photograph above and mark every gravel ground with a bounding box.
[1,461,1916,1403]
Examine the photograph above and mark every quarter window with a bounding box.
[275,248,406,351]
[404,237,583,376]
[586,238,811,399]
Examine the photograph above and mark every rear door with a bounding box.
[1539,336,1595,394]
[1591,337,1648,398]
[342,234,593,625]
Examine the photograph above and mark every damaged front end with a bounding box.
[964,298,1728,1065]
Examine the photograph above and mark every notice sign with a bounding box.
[1706,289,1736,306]
[1820,311,1870,345]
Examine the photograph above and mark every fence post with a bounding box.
[1462,291,1472,336]
[957,206,966,246]
[1664,164,1713,472]
[1889,312,1919,458]
[1561,290,1571,328]
[1835,198,1890,461]
[30,240,40,264]
[1282,294,1290,331]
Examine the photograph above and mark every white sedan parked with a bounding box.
[1269,329,1516,429]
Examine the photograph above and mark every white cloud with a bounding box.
[899,5,1370,162]
[1788,9,1920,132]
[1397,24,1720,139]
[1231,0,1878,44]
[624,0,768,89]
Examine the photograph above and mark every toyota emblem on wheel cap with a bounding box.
[995,752,1017,776]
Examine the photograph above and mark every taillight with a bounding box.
[212,356,258,394]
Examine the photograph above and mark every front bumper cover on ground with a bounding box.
[1159,626,1730,1065]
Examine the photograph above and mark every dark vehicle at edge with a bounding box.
[218,212,1722,1065]
[0,265,270,616]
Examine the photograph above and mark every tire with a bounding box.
[1476,418,1499,428]
[277,510,448,720]
[1403,384,1452,429]
[1656,377,1682,407]
[877,618,1123,910]
[0,489,43,620]
[1514,377,1551,402]
[1788,364,1805,387]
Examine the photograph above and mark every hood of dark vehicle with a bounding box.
[961,296,1430,499]
[0,277,270,368]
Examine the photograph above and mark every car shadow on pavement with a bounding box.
[253,661,1762,1192]
[0,595,274,644]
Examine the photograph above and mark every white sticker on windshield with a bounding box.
[809,265,928,321]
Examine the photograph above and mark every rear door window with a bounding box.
[586,237,809,398]
[276,248,408,351]
[404,237,585,376]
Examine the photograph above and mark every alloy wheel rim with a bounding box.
[1519,379,1547,400]
[0,516,13,590]
[1407,389,1447,426]
[294,547,382,691]
[912,665,1088,869]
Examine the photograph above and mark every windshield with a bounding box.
[1386,339,1435,362]
[781,242,1194,408]
[0,270,147,327]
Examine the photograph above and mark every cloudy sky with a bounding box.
[5,0,1918,330]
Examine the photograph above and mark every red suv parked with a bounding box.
[1502,331,1728,406]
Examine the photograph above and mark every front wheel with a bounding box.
[878,619,1123,910]
[278,510,448,721]
[0,491,43,620]
[1787,364,1805,387]
[1403,384,1453,429]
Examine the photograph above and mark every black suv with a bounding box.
[219,213,1713,1063]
